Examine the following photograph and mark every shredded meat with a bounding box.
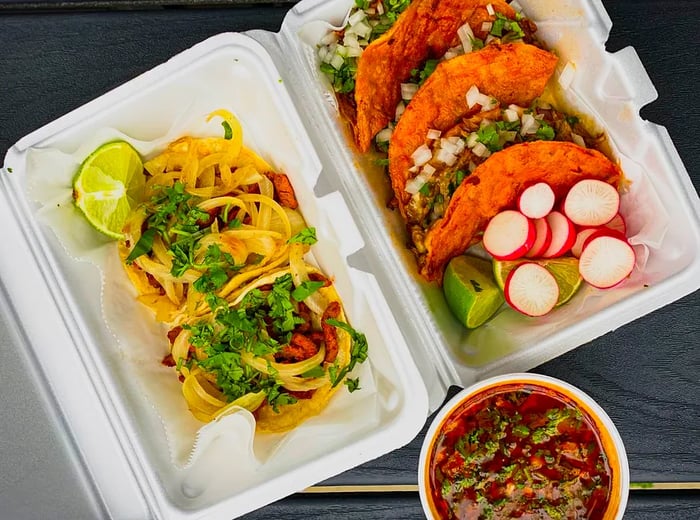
[265,172,299,209]
[276,332,319,363]
[321,301,342,364]
[161,354,176,367]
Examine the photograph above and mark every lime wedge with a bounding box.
[72,141,145,239]
[443,255,505,329]
[493,256,583,307]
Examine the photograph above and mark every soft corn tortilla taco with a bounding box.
[388,43,559,219]
[420,141,623,282]
[352,0,517,152]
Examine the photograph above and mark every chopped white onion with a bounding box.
[318,46,329,63]
[348,9,366,26]
[485,35,497,45]
[466,85,481,108]
[376,127,393,143]
[486,3,495,16]
[508,104,525,116]
[503,108,520,123]
[319,32,339,46]
[422,164,437,176]
[477,94,498,111]
[510,0,523,13]
[571,133,586,148]
[353,21,373,39]
[479,118,494,129]
[453,138,466,156]
[558,62,576,90]
[335,44,348,57]
[436,148,458,166]
[457,23,475,53]
[330,53,345,70]
[466,132,479,148]
[395,101,406,120]
[377,1,384,15]
[346,46,362,58]
[411,144,433,167]
[444,46,463,60]
[439,138,458,155]
[408,165,419,173]
[405,171,432,195]
[520,113,540,135]
[401,82,420,101]
[447,136,461,145]
[344,33,360,50]
[472,143,491,158]
[426,128,441,140]
[482,22,493,33]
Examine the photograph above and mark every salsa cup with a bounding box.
[418,373,629,519]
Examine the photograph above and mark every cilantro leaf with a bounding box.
[301,366,326,378]
[292,280,325,302]
[344,377,361,392]
[126,227,156,263]
[222,121,233,140]
[288,227,317,245]
[325,318,368,387]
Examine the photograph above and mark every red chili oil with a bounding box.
[429,384,612,519]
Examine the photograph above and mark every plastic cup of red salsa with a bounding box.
[418,373,629,519]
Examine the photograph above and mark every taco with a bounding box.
[118,110,367,433]
[352,0,521,152]
[420,141,623,281]
[388,42,558,219]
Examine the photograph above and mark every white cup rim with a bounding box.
[418,373,630,519]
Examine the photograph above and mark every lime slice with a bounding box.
[443,255,505,329]
[493,256,583,307]
[72,141,145,239]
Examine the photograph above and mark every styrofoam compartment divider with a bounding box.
[2,0,700,518]
[1,32,427,520]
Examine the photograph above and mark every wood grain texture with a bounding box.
[0,1,698,519]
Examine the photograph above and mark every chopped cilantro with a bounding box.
[325,318,369,387]
[292,280,325,302]
[344,377,361,392]
[222,120,233,140]
[535,121,556,140]
[288,227,317,245]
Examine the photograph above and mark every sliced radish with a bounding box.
[578,235,636,289]
[504,263,560,317]
[541,211,576,258]
[571,228,598,258]
[581,227,627,252]
[518,182,555,219]
[525,217,552,258]
[604,212,627,235]
[563,179,620,226]
[482,210,535,260]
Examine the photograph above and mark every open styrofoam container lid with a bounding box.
[0,32,428,519]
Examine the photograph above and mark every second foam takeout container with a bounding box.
[1,0,699,518]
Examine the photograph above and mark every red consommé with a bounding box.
[428,384,613,519]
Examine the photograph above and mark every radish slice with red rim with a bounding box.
[483,210,535,260]
[541,211,576,258]
[578,235,636,289]
[518,182,555,219]
[563,179,620,226]
[604,212,627,235]
[504,262,560,317]
[571,228,598,258]
[525,217,552,258]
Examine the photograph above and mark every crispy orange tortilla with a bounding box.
[419,141,623,282]
[353,0,515,152]
[388,43,558,217]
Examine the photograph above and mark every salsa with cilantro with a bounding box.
[429,385,612,519]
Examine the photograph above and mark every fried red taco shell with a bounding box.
[388,43,558,217]
[420,141,623,282]
[353,0,516,152]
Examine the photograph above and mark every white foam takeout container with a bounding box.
[0,0,699,518]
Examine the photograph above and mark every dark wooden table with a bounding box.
[1,1,698,518]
